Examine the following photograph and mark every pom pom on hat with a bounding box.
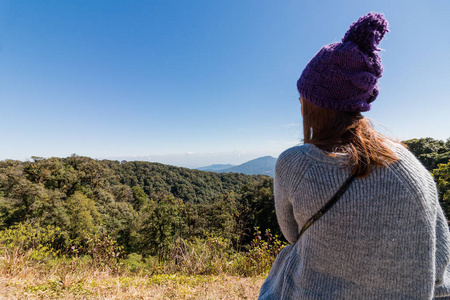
[342,12,389,53]
[297,12,389,112]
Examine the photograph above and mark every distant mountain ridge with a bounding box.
[197,164,236,172]
[197,156,277,177]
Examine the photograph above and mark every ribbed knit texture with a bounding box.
[297,12,388,112]
[259,143,450,300]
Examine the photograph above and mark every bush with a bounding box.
[0,223,66,276]
[168,233,234,275]
[160,229,288,276]
[231,228,288,276]
[122,252,144,272]
[68,229,124,272]
[0,223,65,260]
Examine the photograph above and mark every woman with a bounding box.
[259,13,450,299]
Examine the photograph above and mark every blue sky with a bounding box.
[0,1,449,168]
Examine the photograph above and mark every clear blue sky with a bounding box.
[0,0,449,168]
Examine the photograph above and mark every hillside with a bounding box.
[222,156,276,177]
[198,156,277,177]
[103,159,264,203]
[0,155,279,257]
[196,164,236,172]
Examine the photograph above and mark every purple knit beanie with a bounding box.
[297,12,389,112]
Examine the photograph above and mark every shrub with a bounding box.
[71,229,124,272]
[0,223,65,259]
[168,233,233,275]
[122,252,145,272]
[232,227,288,276]
[0,223,66,276]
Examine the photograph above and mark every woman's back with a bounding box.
[259,142,450,299]
[259,12,450,299]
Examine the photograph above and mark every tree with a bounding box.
[433,161,450,217]
[403,138,450,171]
[236,178,281,246]
[66,192,101,238]
[137,194,185,260]
[131,186,149,210]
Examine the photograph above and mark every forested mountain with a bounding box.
[0,156,279,258]
[198,156,277,177]
[102,160,263,204]
[222,156,277,177]
[197,164,235,172]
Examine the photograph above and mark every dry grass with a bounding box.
[0,225,278,299]
[0,271,265,300]
[0,252,265,300]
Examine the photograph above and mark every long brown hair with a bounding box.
[301,97,398,177]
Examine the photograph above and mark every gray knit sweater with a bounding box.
[259,143,450,300]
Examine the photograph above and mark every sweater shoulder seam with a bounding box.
[385,163,436,234]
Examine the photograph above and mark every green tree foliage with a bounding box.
[137,194,184,260]
[0,155,275,260]
[403,137,450,217]
[103,160,262,203]
[236,178,281,246]
[403,138,450,171]
[66,192,101,238]
[131,185,149,209]
[433,162,450,216]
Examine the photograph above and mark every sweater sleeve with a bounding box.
[274,149,301,244]
[434,204,450,298]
